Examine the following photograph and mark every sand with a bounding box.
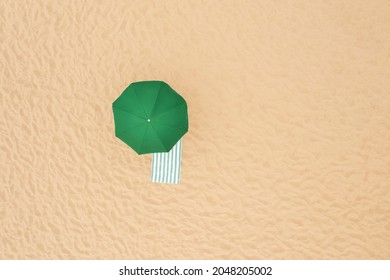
[1,0,390,259]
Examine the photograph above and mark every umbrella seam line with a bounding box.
[115,123,146,138]
[134,85,149,119]
[152,102,187,120]
[149,82,164,118]
[149,123,169,151]
[112,106,146,120]
[151,121,188,132]
[138,124,150,153]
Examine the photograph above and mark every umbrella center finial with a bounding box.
[147,118,151,122]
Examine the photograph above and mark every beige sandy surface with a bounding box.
[1,0,390,259]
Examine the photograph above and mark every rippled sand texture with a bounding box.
[1,0,390,259]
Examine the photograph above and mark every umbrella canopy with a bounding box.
[112,81,188,155]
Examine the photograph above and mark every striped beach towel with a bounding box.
[151,139,182,184]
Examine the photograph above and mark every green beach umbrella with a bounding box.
[112,81,188,155]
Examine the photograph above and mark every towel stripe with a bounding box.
[178,139,182,183]
[151,139,182,184]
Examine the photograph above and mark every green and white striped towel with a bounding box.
[151,139,182,184]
